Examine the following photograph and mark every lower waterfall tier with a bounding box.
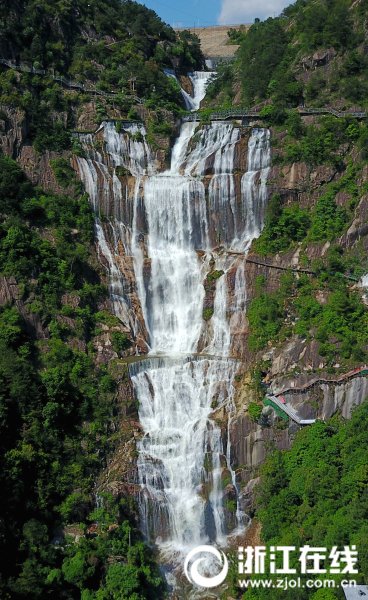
[129,355,243,549]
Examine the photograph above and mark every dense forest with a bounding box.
[0,0,202,155]
[206,0,368,109]
[226,403,368,599]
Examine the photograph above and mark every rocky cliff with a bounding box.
[3,96,368,519]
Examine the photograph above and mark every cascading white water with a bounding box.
[76,114,271,586]
[240,128,271,244]
[164,69,213,111]
[131,355,238,551]
[164,69,195,112]
[133,126,270,567]
[188,72,214,111]
[141,176,206,353]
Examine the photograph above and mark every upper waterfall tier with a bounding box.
[77,122,270,252]
[188,72,213,111]
[164,70,213,111]
[76,122,271,351]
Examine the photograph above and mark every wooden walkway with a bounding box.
[271,366,368,398]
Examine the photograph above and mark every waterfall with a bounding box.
[76,115,271,584]
[188,72,213,111]
[131,356,238,550]
[240,128,271,244]
[164,69,195,112]
[164,69,213,111]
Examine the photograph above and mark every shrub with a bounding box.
[248,402,263,422]
[112,331,130,355]
[254,194,310,255]
[33,120,71,154]
[50,158,76,188]
[248,292,284,351]
[309,191,347,242]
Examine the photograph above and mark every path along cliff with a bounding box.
[2,62,368,599]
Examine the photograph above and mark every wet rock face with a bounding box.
[228,368,368,514]
[222,482,238,532]
[95,220,150,353]
[0,105,27,158]
[230,410,294,471]
[180,75,194,96]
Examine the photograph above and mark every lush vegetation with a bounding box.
[0,0,203,81]
[236,402,368,598]
[238,18,299,107]
[0,0,204,147]
[2,2,368,599]
[226,0,368,109]
[270,113,363,169]
[247,274,291,353]
[253,115,368,258]
[0,156,163,599]
[248,259,368,367]
[0,4,203,589]
[205,60,237,107]
[227,25,249,45]
[248,402,264,422]
[254,193,311,255]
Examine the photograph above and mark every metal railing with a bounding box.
[301,107,367,118]
[182,106,367,122]
[264,365,368,425]
[0,58,145,104]
[182,108,261,122]
[266,396,316,425]
[272,366,368,399]
[2,58,365,118]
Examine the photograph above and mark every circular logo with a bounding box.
[184,545,229,588]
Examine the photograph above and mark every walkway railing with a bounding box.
[219,254,357,280]
[183,107,367,122]
[2,58,365,118]
[265,396,316,425]
[264,365,368,425]
[0,58,145,104]
[271,365,368,399]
